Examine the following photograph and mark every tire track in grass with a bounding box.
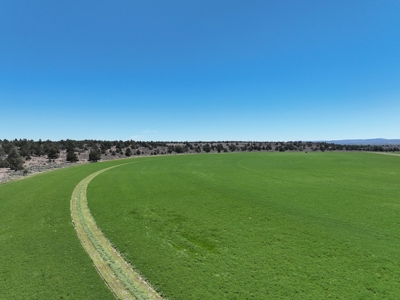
[71,164,164,300]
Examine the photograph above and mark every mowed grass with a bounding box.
[88,152,400,299]
[0,158,144,299]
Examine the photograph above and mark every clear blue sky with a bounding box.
[1,1,399,141]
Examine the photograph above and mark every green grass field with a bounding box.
[88,152,400,299]
[0,159,133,299]
[1,152,399,299]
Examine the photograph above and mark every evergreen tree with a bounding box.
[6,148,24,171]
[47,145,60,159]
[174,145,184,153]
[88,150,101,162]
[66,148,79,162]
[125,147,132,157]
[202,144,211,153]
[0,159,9,168]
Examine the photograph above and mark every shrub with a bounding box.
[66,149,79,163]
[6,148,25,171]
[202,144,211,153]
[47,146,60,159]
[89,150,101,162]
[0,159,10,168]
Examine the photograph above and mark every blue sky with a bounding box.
[1,1,399,141]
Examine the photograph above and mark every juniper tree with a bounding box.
[46,145,60,159]
[66,148,79,162]
[202,144,211,153]
[216,143,224,153]
[88,150,101,162]
[6,148,24,171]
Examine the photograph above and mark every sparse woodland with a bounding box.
[0,139,399,183]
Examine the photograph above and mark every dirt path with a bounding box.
[70,164,164,300]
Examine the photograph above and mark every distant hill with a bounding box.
[323,138,400,145]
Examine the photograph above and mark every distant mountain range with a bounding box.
[321,138,400,145]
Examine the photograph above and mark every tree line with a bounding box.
[0,139,399,171]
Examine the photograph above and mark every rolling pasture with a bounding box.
[0,152,399,299]
[88,152,400,299]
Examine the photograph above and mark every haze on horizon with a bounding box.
[1,1,399,142]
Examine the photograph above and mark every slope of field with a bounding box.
[0,158,146,299]
[88,152,400,299]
